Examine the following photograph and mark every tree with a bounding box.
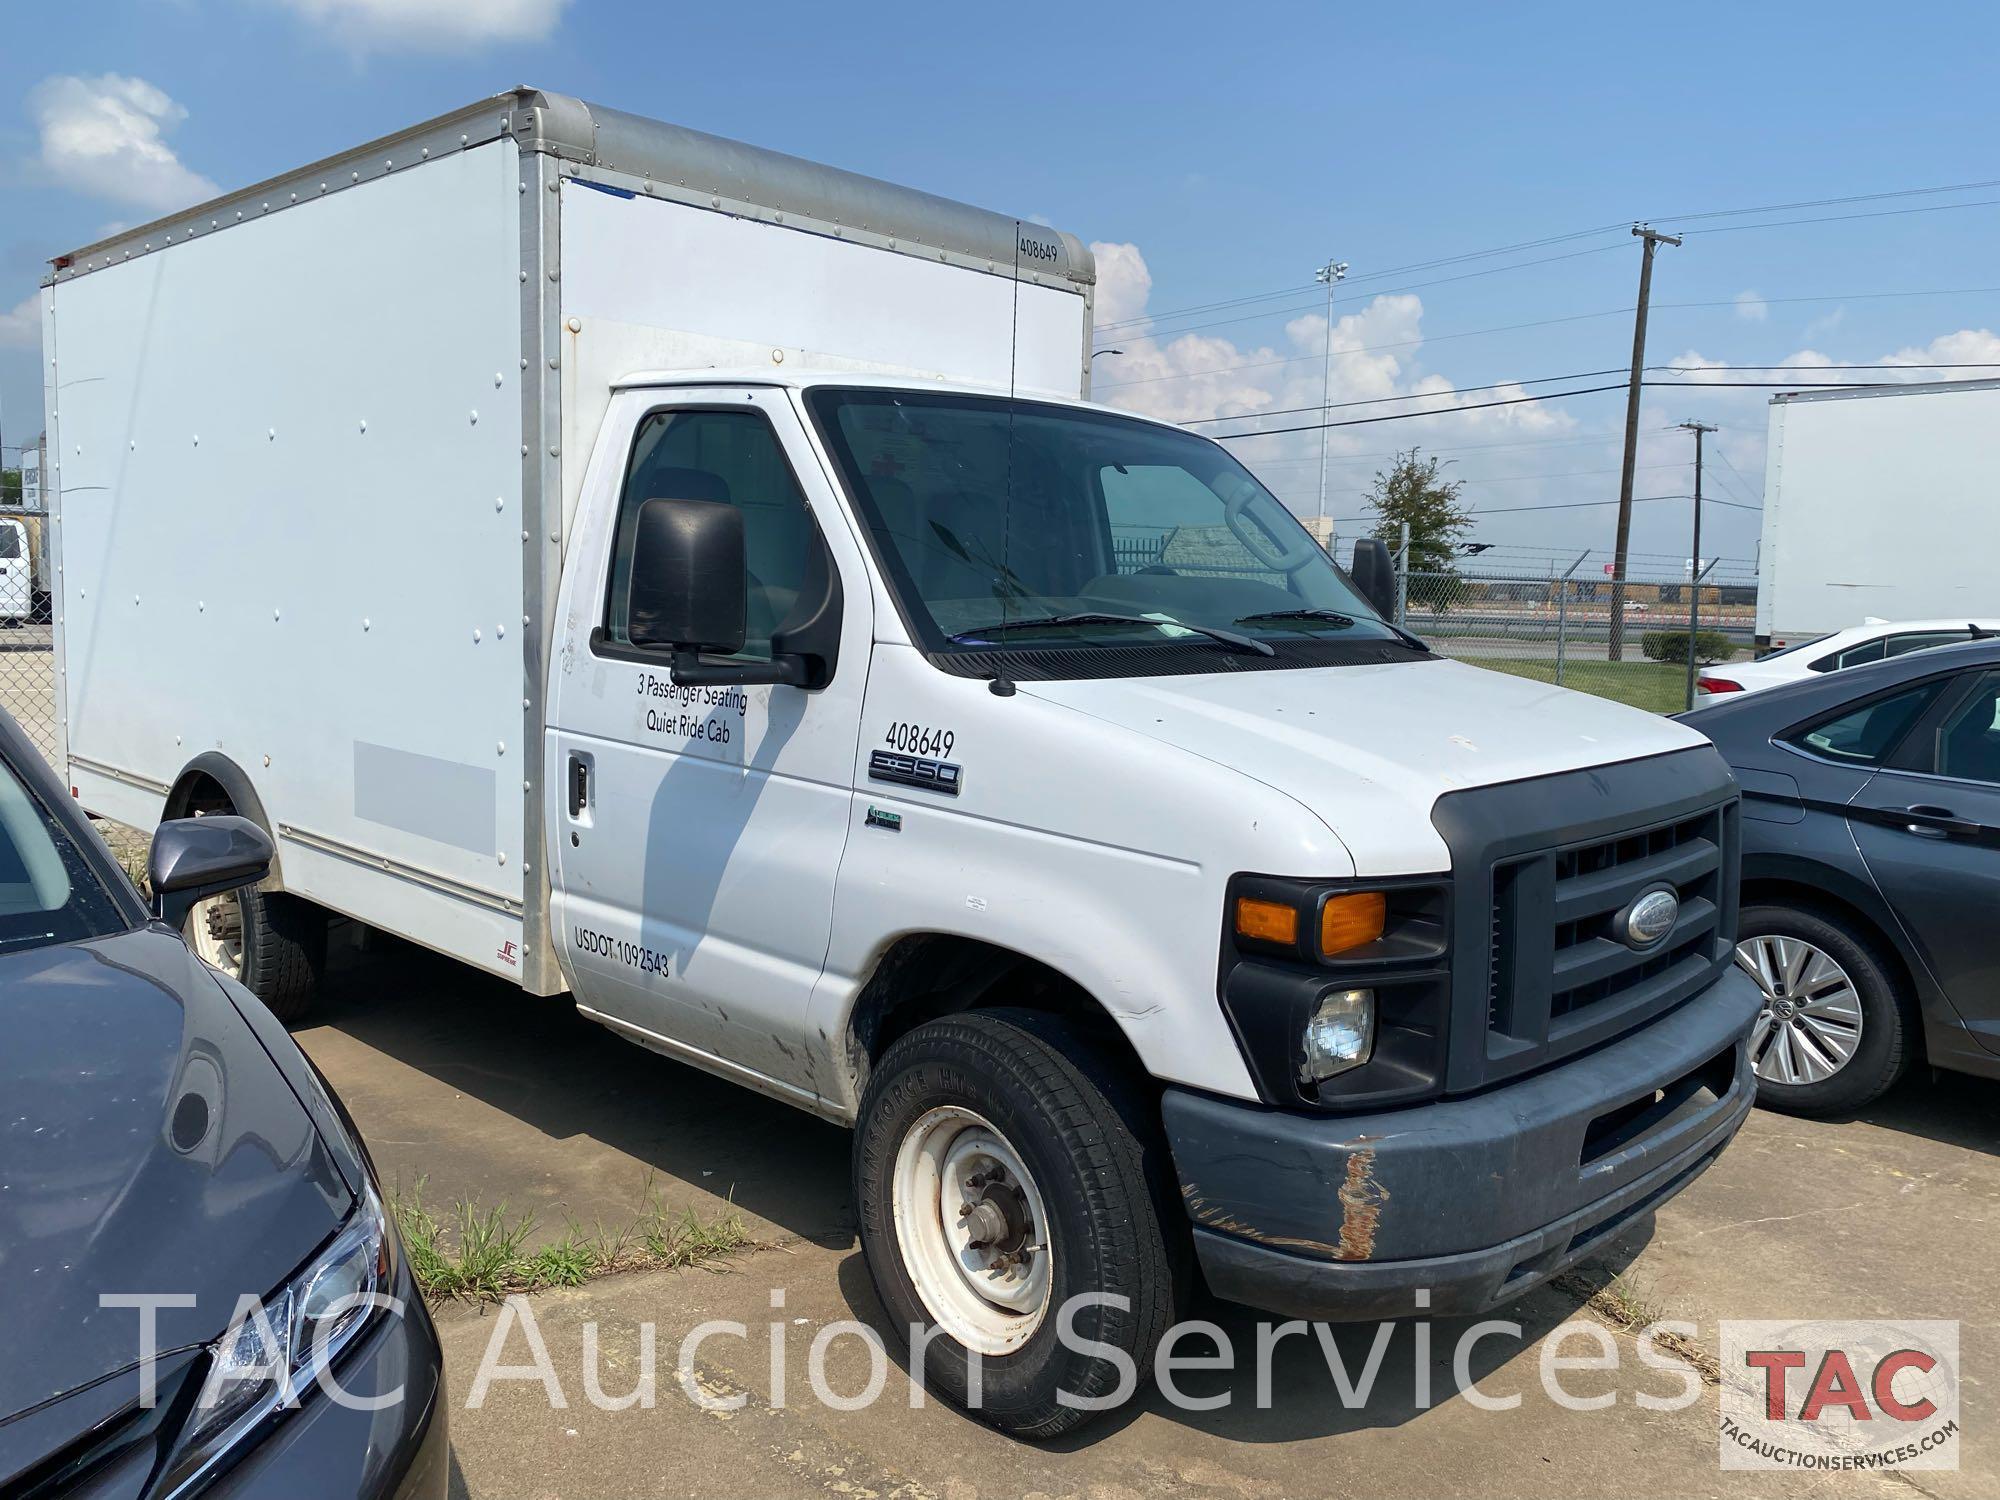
[1365,448,1471,576]
[1,470,18,506]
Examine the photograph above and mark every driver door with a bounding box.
[547,388,872,1103]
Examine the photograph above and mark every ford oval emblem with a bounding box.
[1622,887,1680,949]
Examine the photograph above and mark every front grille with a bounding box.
[1433,750,1740,1093]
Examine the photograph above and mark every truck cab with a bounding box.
[545,369,1761,1429]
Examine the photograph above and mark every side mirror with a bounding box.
[627,497,747,654]
[149,815,273,931]
[1350,536,1398,622]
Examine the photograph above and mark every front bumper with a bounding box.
[209,1262,447,1500]
[1165,967,1760,1321]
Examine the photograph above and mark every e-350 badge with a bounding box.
[868,750,962,796]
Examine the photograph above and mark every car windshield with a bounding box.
[0,748,128,955]
[805,389,1409,661]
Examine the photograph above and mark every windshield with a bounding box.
[0,748,129,955]
[805,389,1407,662]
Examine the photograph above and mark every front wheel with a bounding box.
[1735,903,1912,1116]
[853,1009,1180,1438]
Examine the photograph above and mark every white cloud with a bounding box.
[1088,241,1153,334]
[29,74,218,213]
[1733,290,1768,323]
[1085,242,1576,526]
[1885,327,2000,368]
[266,0,570,49]
[0,293,39,352]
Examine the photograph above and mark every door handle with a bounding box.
[1899,804,1983,838]
[568,755,589,817]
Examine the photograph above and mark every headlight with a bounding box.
[164,1185,393,1492]
[1220,874,1451,1108]
[1300,987,1375,1082]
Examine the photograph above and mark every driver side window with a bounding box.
[605,409,813,661]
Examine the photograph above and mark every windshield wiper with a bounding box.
[949,612,1275,657]
[1234,608,1357,630]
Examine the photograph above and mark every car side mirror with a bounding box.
[627,497,748,655]
[1350,537,1397,621]
[149,815,274,931]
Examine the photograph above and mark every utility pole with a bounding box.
[1313,257,1348,542]
[1608,224,1681,660]
[1678,419,1717,709]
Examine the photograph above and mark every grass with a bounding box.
[1552,1265,1721,1385]
[392,1174,757,1303]
[1466,656,1696,715]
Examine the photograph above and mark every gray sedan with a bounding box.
[0,708,446,1499]
[1684,639,2000,1113]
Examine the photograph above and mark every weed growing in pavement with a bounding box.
[392,1173,755,1302]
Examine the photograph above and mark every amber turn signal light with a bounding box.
[1233,896,1300,947]
[1319,891,1387,957]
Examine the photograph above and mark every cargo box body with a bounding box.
[1757,378,2000,644]
[42,88,1092,991]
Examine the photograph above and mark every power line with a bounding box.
[1214,384,1631,436]
[1095,178,2000,336]
[1183,367,1629,426]
[1684,196,2000,237]
[1213,375,2000,441]
[1097,287,2000,392]
[1184,358,2000,432]
[1094,244,1634,345]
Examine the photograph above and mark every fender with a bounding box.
[1742,848,1950,1019]
[163,752,286,889]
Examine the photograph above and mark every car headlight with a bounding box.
[163,1184,393,1492]
[1300,987,1375,1082]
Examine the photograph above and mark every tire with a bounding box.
[853,1008,1181,1439]
[1736,902,1914,1116]
[185,885,326,1024]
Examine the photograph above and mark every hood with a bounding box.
[0,928,351,1427]
[1023,657,1710,874]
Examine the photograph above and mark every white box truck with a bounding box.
[1758,378,2000,646]
[42,88,1760,1434]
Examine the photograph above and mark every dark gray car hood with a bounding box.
[0,927,352,1426]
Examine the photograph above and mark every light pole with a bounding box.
[1678,419,1718,709]
[1314,258,1348,538]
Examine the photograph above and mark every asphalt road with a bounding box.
[294,934,1996,1500]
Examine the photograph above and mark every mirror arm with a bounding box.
[154,873,265,932]
[668,649,812,689]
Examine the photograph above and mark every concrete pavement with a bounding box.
[295,934,1995,1499]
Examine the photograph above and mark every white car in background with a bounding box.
[1694,617,2000,704]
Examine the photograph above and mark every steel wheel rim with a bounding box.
[187,891,247,982]
[1735,934,1864,1086]
[890,1105,1053,1356]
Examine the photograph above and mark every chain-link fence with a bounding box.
[1394,546,1758,714]
[0,505,56,767]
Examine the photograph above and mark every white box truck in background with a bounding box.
[1758,378,2000,646]
[43,88,1759,1434]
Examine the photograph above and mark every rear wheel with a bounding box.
[1736,902,1912,1115]
[182,874,324,1024]
[854,1009,1180,1438]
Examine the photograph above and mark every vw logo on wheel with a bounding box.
[1619,886,1680,949]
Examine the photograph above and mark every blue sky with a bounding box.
[8,0,1999,569]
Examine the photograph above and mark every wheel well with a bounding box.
[845,934,1150,1101]
[163,754,283,886]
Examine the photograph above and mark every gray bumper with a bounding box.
[1165,967,1761,1321]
